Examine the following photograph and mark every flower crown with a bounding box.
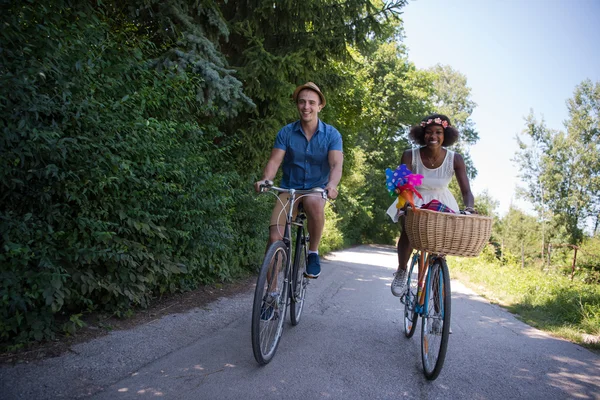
[420,117,449,129]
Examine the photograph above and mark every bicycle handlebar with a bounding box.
[405,204,477,215]
[259,180,328,200]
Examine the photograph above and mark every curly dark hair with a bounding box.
[408,113,459,147]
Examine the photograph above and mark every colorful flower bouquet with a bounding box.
[385,164,423,210]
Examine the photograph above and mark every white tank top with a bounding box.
[385,147,460,222]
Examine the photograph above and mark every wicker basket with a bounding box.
[405,207,492,257]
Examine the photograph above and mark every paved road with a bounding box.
[2,245,599,400]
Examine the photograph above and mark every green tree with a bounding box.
[564,80,600,234]
[514,112,553,258]
[515,81,600,245]
[428,65,479,146]
[499,207,542,267]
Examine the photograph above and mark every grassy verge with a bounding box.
[449,246,600,353]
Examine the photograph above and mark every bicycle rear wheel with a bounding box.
[251,241,289,365]
[421,258,451,380]
[290,227,308,326]
[402,253,419,338]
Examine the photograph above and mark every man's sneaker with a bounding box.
[260,292,279,321]
[391,269,408,297]
[305,253,321,279]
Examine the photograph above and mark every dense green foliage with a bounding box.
[0,0,263,347]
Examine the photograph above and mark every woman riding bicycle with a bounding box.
[387,114,476,297]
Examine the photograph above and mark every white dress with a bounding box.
[386,148,460,222]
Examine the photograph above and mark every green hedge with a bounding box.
[0,0,268,348]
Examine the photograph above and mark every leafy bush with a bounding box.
[0,0,263,348]
[319,204,344,254]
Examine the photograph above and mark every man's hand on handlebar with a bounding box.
[324,185,338,200]
[254,179,273,193]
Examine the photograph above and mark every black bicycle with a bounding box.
[251,181,326,365]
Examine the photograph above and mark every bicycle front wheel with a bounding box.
[403,254,419,338]
[421,258,451,380]
[251,241,289,365]
[290,227,308,326]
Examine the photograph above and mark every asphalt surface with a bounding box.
[1,244,599,400]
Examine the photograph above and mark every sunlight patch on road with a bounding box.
[326,248,396,269]
[521,327,556,340]
[137,388,164,396]
[451,279,491,304]
[547,371,600,397]
[550,356,591,368]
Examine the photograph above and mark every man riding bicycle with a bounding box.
[254,82,343,279]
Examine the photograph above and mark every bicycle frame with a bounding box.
[263,185,327,301]
[408,251,446,317]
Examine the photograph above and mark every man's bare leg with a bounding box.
[300,195,326,278]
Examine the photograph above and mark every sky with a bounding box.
[400,0,600,216]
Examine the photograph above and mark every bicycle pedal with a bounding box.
[399,290,410,304]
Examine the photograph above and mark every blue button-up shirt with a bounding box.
[274,120,343,189]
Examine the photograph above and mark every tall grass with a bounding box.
[450,245,600,351]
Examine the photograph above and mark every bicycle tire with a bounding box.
[290,226,308,326]
[421,258,451,380]
[251,241,289,365]
[403,253,419,338]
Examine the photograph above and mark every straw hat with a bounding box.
[292,82,326,107]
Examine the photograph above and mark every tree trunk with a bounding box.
[521,240,525,269]
[541,225,545,264]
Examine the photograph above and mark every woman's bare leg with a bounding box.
[397,229,412,272]
[391,213,413,297]
[397,214,412,272]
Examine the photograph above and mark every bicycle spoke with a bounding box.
[421,259,451,380]
[403,252,420,338]
[290,226,308,326]
[251,242,289,364]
